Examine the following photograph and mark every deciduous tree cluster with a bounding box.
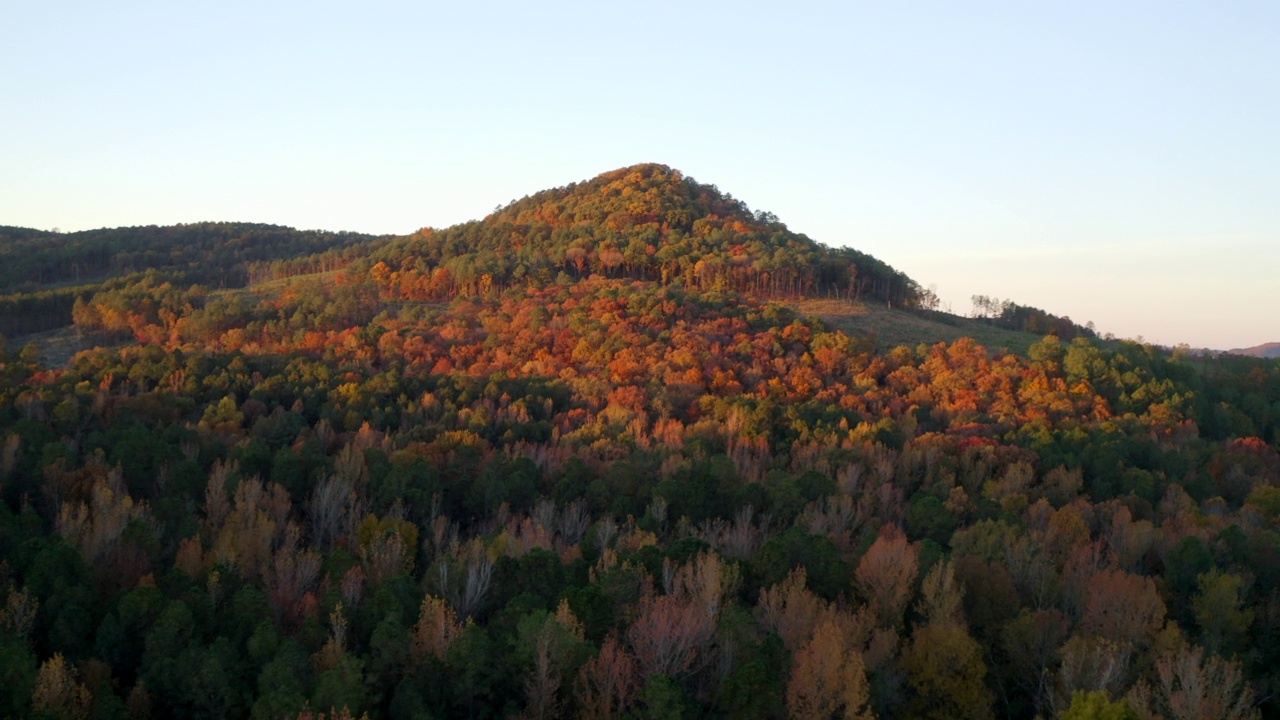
[0,166,1277,719]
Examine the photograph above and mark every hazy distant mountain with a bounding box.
[1230,342,1280,358]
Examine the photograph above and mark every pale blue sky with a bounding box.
[3,2,1277,349]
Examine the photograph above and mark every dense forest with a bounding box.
[0,223,383,337]
[1,165,1279,719]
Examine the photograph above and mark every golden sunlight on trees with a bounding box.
[2,165,1278,718]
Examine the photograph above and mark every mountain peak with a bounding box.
[378,165,921,306]
[487,163,767,233]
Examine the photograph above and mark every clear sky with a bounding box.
[3,1,1277,350]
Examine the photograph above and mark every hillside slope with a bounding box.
[1,166,1279,719]
[791,299,1046,355]
[354,164,922,307]
[3,165,925,340]
[1231,341,1280,358]
[0,223,383,337]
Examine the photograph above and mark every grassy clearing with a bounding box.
[248,269,343,294]
[13,326,132,369]
[788,298,1044,356]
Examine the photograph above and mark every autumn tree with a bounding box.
[1080,569,1166,648]
[575,636,638,720]
[627,592,714,680]
[519,600,587,720]
[1129,645,1259,720]
[1056,636,1133,712]
[263,525,322,627]
[1191,569,1253,656]
[54,463,148,567]
[855,525,918,630]
[917,560,964,627]
[786,617,875,720]
[758,567,826,652]
[411,595,465,664]
[900,621,994,720]
[31,653,91,720]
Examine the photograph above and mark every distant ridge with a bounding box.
[1229,342,1280,359]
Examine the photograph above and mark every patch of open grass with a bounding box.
[15,326,132,369]
[248,269,343,293]
[789,298,1045,356]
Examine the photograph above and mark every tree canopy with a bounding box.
[0,166,1276,719]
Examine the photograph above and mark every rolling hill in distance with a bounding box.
[1231,342,1280,359]
[0,165,1278,719]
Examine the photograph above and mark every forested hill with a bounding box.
[334,164,922,307]
[0,222,381,293]
[3,165,922,339]
[0,223,385,337]
[2,167,1279,719]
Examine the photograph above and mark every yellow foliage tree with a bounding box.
[901,622,994,720]
[31,653,92,720]
[786,618,875,720]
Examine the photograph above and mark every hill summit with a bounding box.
[362,164,922,306]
